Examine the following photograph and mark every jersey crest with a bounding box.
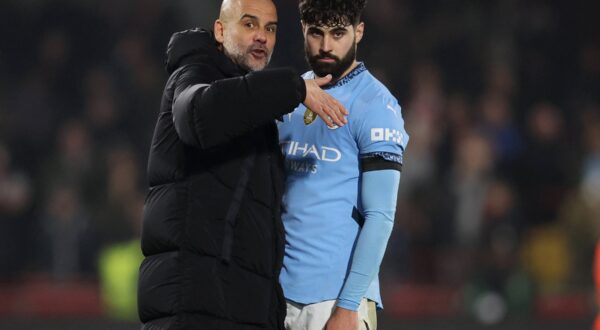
[304,108,317,125]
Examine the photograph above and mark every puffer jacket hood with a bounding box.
[165,28,217,74]
[165,28,246,77]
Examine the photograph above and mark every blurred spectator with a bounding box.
[401,61,445,192]
[0,144,33,277]
[516,102,571,227]
[41,185,96,280]
[479,180,522,287]
[40,119,103,208]
[514,103,574,294]
[559,109,600,288]
[98,238,143,321]
[111,32,163,158]
[485,61,517,101]
[82,67,122,145]
[467,179,532,319]
[451,131,495,247]
[93,144,143,245]
[38,119,101,279]
[478,91,523,173]
[436,92,473,179]
[521,224,571,294]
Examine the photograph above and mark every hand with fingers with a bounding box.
[303,74,349,128]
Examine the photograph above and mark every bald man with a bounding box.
[137,0,347,329]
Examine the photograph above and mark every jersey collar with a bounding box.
[317,62,367,90]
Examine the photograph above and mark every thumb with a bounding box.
[314,74,332,86]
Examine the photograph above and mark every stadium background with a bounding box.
[0,0,598,329]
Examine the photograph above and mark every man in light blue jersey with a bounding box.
[278,1,409,329]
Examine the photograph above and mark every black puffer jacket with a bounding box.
[138,28,306,329]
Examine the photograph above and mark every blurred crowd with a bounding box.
[0,0,598,321]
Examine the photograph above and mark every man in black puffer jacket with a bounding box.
[137,0,348,329]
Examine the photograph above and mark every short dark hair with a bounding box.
[299,0,367,28]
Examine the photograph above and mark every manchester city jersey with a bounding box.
[278,63,409,308]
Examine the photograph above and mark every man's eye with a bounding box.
[267,26,277,33]
[334,32,344,38]
[245,22,255,28]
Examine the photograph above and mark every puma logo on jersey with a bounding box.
[386,104,399,117]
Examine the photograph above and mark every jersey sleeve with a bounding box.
[336,169,400,311]
[354,97,409,171]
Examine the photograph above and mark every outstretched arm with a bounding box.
[326,169,400,330]
[171,63,348,150]
[172,65,306,149]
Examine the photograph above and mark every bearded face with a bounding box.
[303,23,362,81]
[306,36,356,80]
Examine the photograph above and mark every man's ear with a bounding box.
[355,22,365,44]
[214,19,225,43]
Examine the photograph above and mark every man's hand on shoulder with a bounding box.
[303,75,348,128]
[325,306,359,330]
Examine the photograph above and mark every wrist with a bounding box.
[333,306,358,317]
[335,299,360,313]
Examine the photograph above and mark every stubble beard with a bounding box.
[223,35,271,72]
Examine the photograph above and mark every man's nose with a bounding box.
[321,36,332,52]
[254,28,267,43]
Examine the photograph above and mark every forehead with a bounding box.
[237,0,277,20]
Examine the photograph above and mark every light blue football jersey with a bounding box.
[278,63,409,307]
